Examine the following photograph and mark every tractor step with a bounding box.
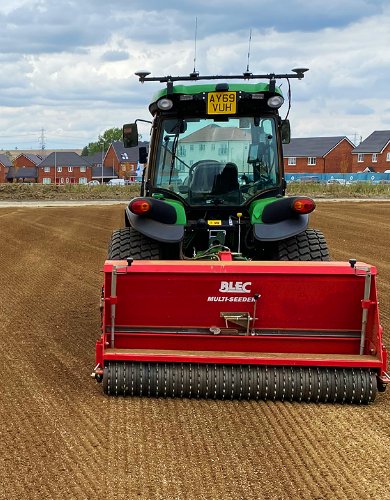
[103,361,377,404]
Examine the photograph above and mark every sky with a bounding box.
[1,0,390,151]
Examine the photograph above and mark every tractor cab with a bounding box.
[155,115,279,206]
[124,77,293,209]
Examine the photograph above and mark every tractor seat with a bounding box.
[211,163,240,203]
[212,163,239,195]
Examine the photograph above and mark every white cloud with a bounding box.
[0,1,389,150]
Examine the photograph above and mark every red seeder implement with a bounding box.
[92,254,389,403]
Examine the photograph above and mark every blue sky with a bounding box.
[1,0,389,150]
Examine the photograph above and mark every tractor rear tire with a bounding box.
[108,227,160,260]
[272,229,330,261]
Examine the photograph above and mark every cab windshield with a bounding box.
[154,116,279,205]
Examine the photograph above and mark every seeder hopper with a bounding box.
[92,253,389,403]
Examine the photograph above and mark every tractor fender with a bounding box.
[253,214,309,242]
[126,209,185,243]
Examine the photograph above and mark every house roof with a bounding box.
[5,148,82,160]
[180,124,251,142]
[0,153,12,167]
[352,130,390,154]
[39,152,91,167]
[15,153,46,164]
[111,141,149,163]
[283,137,351,157]
[7,167,37,179]
[82,152,107,166]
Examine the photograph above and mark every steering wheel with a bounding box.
[188,160,222,182]
[242,176,272,196]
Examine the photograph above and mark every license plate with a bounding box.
[208,220,222,226]
[207,92,236,114]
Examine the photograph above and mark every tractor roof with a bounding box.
[151,82,283,104]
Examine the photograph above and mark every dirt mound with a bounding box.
[0,183,139,200]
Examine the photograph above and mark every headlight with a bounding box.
[157,98,173,110]
[267,96,284,108]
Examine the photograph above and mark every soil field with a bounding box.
[0,202,389,500]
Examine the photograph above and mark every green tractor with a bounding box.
[109,69,329,262]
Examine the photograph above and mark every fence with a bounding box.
[285,172,390,184]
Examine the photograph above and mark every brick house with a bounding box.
[14,153,45,168]
[38,152,92,184]
[352,131,390,172]
[85,152,117,183]
[0,154,12,183]
[105,141,149,180]
[6,153,46,183]
[283,137,354,173]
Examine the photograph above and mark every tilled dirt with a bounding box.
[0,202,389,500]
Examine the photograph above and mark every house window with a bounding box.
[44,166,50,173]
[372,153,378,163]
[358,154,364,162]
[288,157,296,166]
[79,177,87,184]
[387,152,390,162]
[190,145,194,151]
[218,145,228,155]
[307,157,316,165]
[178,145,186,156]
[80,166,86,173]
[57,166,62,173]
[42,178,51,184]
[68,167,73,173]
[60,177,64,184]
[211,144,216,151]
[199,144,205,151]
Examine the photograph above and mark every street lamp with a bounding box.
[101,142,105,184]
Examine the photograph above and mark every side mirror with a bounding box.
[123,123,138,148]
[139,146,148,164]
[281,120,291,144]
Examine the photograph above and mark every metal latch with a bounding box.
[220,312,252,335]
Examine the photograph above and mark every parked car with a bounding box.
[300,176,321,184]
[107,178,131,186]
[88,180,100,186]
[326,178,350,185]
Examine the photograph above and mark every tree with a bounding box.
[84,127,122,155]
